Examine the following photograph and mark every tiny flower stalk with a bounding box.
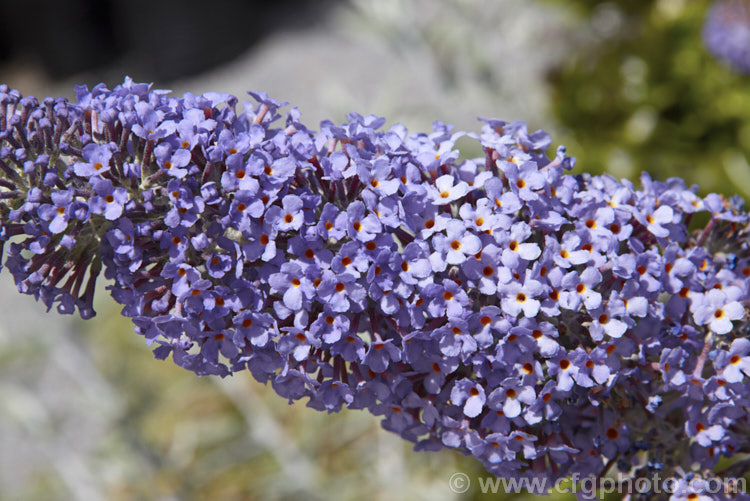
[0,79,749,499]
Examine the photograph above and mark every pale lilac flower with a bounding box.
[428,175,470,205]
[451,379,486,418]
[692,288,745,334]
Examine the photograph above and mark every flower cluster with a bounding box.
[704,0,750,74]
[1,79,749,495]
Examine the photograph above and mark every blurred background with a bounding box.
[0,0,748,499]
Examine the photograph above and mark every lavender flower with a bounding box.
[1,80,749,497]
[703,0,750,74]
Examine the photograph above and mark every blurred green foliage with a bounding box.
[548,0,750,200]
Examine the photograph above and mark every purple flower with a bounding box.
[547,233,590,269]
[317,271,367,313]
[499,277,543,318]
[155,142,190,179]
[634,203,674,238]
[432,219,482,265]
[269,262,314,312]
[428,175,470,205]
[451,379,486,418]
[316,203,347,240]
[703,0,750,74]
[423,279,471,318]
[588,305,628,341]
[397,242,432,285]
[503,160,545,201]
[288,233,334,271]
[547,352,583,392]
[487,380,536,418]
[37,189,74,233]
[559,268,602,310]
[73,142,114,178]
[692,288,745,334]
[501,222,541,269]
[346,201,381,242]
[358,157,400,197]
[363,339,401,373]
[716,338,750,382]
[89,178,129,220]
[242,206,282,261]
[436,320,477,358]
[277,194,305,232]
[464,244,511,295]
[131,100,175,140]
[686,411,725,447]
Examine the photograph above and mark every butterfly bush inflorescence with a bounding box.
[704,0,750,74]
[0,79,749,497]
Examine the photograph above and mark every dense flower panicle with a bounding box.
[704,0,750,74]
[0,79,749,497]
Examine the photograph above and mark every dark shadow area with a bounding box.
[0,0,336,81]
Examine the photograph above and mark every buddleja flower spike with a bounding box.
[1,80,749,499]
